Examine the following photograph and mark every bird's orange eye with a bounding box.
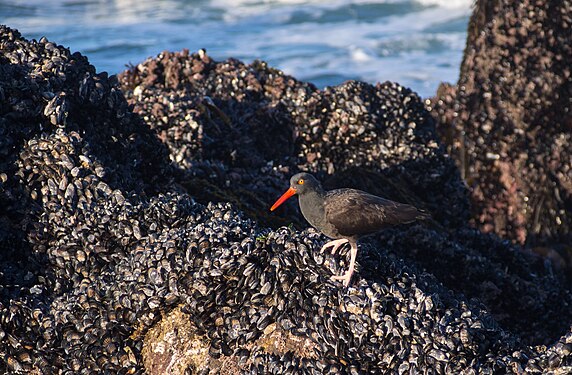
[298,179,304,185]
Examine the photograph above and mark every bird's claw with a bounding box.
[330,272,352,287]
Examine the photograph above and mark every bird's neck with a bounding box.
[299,189,326,228]
[301,186,325,202]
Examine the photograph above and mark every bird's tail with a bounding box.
[416,209,446,231]
[416,209,432,221]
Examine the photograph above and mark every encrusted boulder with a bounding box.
[428,0,572,246]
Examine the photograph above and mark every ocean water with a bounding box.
[1,0,472,98]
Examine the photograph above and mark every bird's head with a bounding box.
[270,172,322,211]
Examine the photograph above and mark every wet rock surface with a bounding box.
[428,0,572,246]
[0,23,571,375]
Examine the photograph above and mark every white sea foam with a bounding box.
[217,2,470,95]
[416,0,473,9]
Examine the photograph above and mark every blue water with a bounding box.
[1,0,472,97]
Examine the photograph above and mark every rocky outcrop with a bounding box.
[1,20,571,375]
[118,49,469,230]
[429,0,572,246]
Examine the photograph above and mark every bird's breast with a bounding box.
[299,193,340,239]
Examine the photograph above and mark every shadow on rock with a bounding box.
[366,226,572,347]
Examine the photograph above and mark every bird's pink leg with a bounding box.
[320,238,349,254]
[331,242,358,287]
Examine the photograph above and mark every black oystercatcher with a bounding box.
[270,172,429,286]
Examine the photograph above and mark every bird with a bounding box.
[270,172,429,286]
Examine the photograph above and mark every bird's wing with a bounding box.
[324,189,427,237]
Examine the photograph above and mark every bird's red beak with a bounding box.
[270,187,297,211]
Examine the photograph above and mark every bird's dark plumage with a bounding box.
[270,172,428,286]
[324,189,428,238]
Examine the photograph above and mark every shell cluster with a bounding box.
[1,24,572,374]
[119,50,469,229]
[428,0,572,246]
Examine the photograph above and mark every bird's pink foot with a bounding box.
[330,242,358,287]
[320,238,349,254]
[330,272,352,287]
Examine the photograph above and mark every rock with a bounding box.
[0,22,571,375]
[119,50,469,230]
[428,0,572,246]
[142,306,210,374]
